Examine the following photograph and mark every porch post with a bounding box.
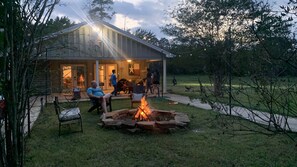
[163,57,167,93]
[96,60,99,84]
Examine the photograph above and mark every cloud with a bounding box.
[113,13,142,30]
[112,0,179,38]
[52,0,180,38]
[114,0,143,7]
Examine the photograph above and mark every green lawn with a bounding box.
[166,75,297,117]
[25,98,297,167]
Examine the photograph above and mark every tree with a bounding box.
[132,28,160,46]
[162,0,271,96]
[0,0,59,166]
[0,2,5,52]
[235,0,297,135]
[281,0,297,17]
[162,0,297,140]
[88,0,115,21]
[159,37,171,50]
[40,16,75,36]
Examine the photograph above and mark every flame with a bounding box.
[134,97,152,121]
[79,74,85,82]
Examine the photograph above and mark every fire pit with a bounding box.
[100,97,190,132]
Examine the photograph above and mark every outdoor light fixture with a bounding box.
[92,26,100,32]
[127,60,132,63]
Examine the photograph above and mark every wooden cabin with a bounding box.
[35,21,172,95]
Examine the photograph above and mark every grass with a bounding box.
[25,98,297,166]
[166,75,297,117]
[166,75,207,99]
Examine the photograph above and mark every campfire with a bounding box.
[100,97,190,132]
[133,97,152,121]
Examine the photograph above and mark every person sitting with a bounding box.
[87,80,112,113]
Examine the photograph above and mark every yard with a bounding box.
[25,98,297,166]
[4,0,297,166]
[166,75,297,117]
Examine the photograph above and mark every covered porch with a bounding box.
[44,58,166,93]
[37,20,171,96]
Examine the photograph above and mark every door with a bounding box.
[94,64,117,90]
[62,65,86,91]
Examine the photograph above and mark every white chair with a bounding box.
[54,97,83,136]
[130,85,145,108]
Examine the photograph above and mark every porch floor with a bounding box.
[47,91,131,104]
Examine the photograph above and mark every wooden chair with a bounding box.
[88,96,112,114]
[53,96,83,136]
[130,84,145,108]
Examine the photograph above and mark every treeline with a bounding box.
[167,36,297,77]
[159,0,297,77]
[131,1,297,78]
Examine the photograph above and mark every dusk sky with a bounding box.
[52,0,288,39]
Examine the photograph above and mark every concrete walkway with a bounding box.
[24,96,45,135]
[1,96,44,135]
[164,93,297,132]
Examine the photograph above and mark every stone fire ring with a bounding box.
[100,109,190,132]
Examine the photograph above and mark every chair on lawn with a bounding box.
[53,96,83,136]
[88,96,112,114]
[130,84,145,108]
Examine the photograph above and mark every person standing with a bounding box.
[152,69,160,97]
[172,75,177,86]
[110,69,117,96]
[146,68,153,94]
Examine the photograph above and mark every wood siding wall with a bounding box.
[45,24,163,60]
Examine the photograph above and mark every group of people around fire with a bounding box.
[86,68,160,113]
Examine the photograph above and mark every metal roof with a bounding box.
[42,20,174,58]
